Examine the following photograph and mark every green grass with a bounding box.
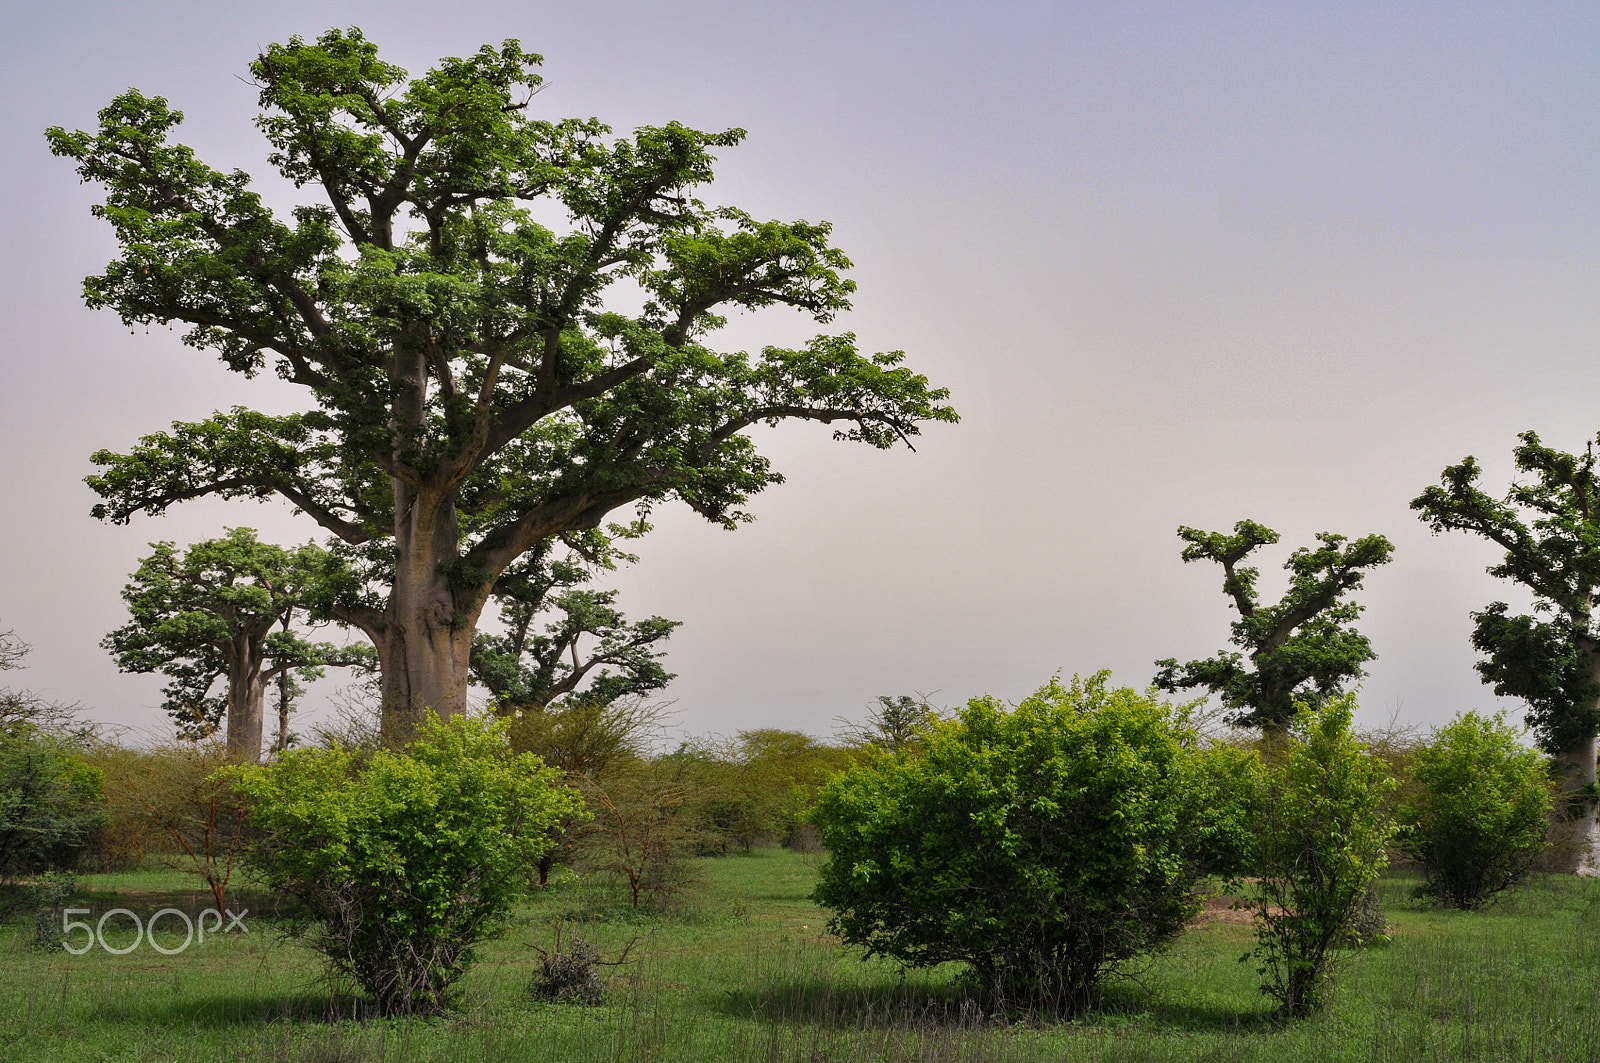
[4,853,1600,1061]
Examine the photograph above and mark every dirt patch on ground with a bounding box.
[1190,895,1269,926]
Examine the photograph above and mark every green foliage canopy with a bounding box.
[811,673,1259,1011]
[1154,520,1393,731]
[470,540,678,711]
[1412,433,1600,755]
[680,729,849,852]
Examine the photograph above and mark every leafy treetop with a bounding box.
[1412,431,1600,754]
[52,28,952,559]
[1154,520,1393,731]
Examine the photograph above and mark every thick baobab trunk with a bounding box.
[225,640,266,762]
[1550,646,1600,875]
[1257,719,1290,748]
[1551,732,1600,876]
[377,610,476,743]
[378,487,485,745]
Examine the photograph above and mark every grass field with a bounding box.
[4,851,1600,1062]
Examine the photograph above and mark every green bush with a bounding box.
[227,713,581,1014]
[0,724,106,881]
[1250,697,1399,1016]
[810,673,1258,1012]
[1399,711,1551,909]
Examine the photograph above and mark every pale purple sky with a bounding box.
[3,1,1599,740]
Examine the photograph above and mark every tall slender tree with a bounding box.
[51,28,956,741]
[1413,431,1600,874]
[104,529,366,760]
[1154,520,1393,733]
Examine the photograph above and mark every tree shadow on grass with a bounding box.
[715,975,1281,1035]
[86,989,372,1028]
[1118,996,1285,1035]
[72,885,296,920]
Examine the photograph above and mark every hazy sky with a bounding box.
[4,1,1599,742]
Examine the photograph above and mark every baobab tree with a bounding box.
[104,529,367,760]
[52,28,955,741]
[1154,520,1393,734]
[470,541,678,712]
[1413,431,1600,874]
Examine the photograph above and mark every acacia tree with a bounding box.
[1153,520,1394,733]
[579,766,697,909]
[51,29,956,741]
[0,627,77,731]
[839,693,938,752]
[1412,431,1600,874]
[104,529,366,760]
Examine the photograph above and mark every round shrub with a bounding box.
[1399,711,1552,909]
[810,673,1259,1012]
[227,713,582,1014]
